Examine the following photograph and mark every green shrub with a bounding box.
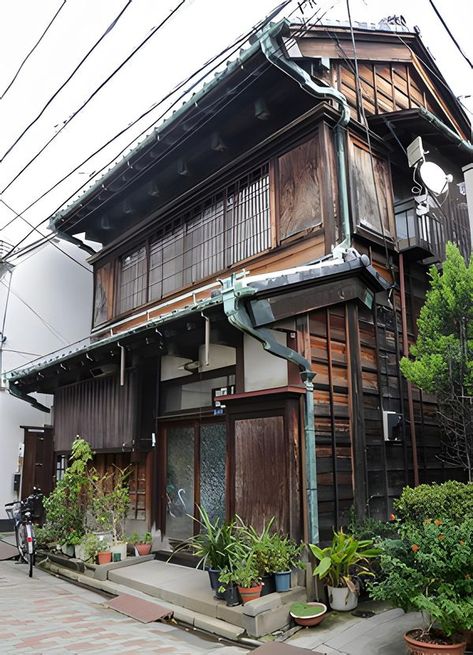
[394,481,473,525]
[370,518,473,637]
[347,509,399,541]
[42,437,93,546]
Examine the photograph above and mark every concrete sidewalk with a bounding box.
[286,603,423,655]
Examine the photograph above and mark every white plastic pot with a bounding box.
[327,585,358,611]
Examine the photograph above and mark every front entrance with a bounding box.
[160,419,227,541]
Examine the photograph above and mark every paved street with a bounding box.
[0,560,248,655]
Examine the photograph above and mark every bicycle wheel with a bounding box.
[27,551,34,577]
[25,524,35,577]
[15,525,27,563]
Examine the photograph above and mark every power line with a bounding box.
[0,1,67,101]
[0,0,134,163]
[5,0,336,261]
[2,0,298,258]
[0,278,68,344]
[0,198,92,274]
[47,7,334,242]
[427,0,472,69]
[1,0,188,194]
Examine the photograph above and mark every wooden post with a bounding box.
[399,253,420,486]
[346,303,368,518]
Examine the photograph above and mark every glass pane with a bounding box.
[200,424,226,523]
[166,426,194,540]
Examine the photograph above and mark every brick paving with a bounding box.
[0,560,248,655]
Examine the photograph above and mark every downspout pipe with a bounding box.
[221,275,319,545]
[260,20,351,252]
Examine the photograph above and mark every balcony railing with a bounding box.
[395,199,444,263]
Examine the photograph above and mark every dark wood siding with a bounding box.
[54,372,139,452]
[278,135,322,240]
[234,416,288,532]
[310,306,354,541]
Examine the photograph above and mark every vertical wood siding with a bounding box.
[54,372,139,452]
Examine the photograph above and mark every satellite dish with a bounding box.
[418,161,452,196]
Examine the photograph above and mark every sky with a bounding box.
[0,0,471,259]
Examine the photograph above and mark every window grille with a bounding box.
[56,454,67,482]
[118,164,270,313]
[119,246,147,313]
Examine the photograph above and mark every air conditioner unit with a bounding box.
[383,410,403,442]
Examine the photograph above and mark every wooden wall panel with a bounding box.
[54,372,139,452]
[310,306,353,541]
[93,260,116,327]
[278,136,322,240]
[234,416,288,532]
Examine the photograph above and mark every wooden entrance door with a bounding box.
[21,426,54,498]
[159,419,227,540]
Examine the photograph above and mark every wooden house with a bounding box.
[9,18,472,544]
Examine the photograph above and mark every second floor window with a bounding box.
[117,165,270,316]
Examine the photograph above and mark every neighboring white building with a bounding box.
[0,239,92,527]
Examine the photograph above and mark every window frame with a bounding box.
[108,163,272,323]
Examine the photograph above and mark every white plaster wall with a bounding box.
[243,330,288,392]
[0,240,92,518]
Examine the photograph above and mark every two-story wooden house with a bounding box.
[8,18,472,544]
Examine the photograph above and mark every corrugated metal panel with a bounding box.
[54,371,138,451]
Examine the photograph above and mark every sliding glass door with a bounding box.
[163,420,227,541]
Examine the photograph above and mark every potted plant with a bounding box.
[310,529,380,611]
[240,517,277,595]
[190,508,235,595]
[289,601,327,627]
[218,551,262,605]
[370,518,473,654]
[81,533,101,563]
[130,531,153,556]
[271,534,304,593]
[97,544,112,565]
[87,466,130,561]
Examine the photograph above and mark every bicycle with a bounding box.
[5,488,43,578]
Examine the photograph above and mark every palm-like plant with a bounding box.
[309,529,381,592]
[188,506,235,571]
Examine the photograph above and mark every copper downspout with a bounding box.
[398,253,420,486]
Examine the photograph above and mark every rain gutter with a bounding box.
[260,19,351,253]
[221,273,319,545]
[417,107,473,158]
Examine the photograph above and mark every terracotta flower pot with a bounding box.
[135,543,152,556]
[238,583,262,604]
[404,629,467,655]
[97,551,112,565]
[290,602,327,627]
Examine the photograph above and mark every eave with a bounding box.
[6,254,389,407]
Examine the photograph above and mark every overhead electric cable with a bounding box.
[0,0,67,101]
[48,6,334,240]
[1,0,188,194]
[0,278,68,344]
[1,0,298,256]
[0,0,134,162]
[0,198,92,274]
[427,0,472,69]
[4,0,335,260]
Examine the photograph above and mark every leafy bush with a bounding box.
[370,518,473,638]
[394,481,473,525]
[42,437,93,546]
[347,509,399,541]
[87,466,130,545]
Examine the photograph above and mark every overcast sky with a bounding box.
[0,0,471,255]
